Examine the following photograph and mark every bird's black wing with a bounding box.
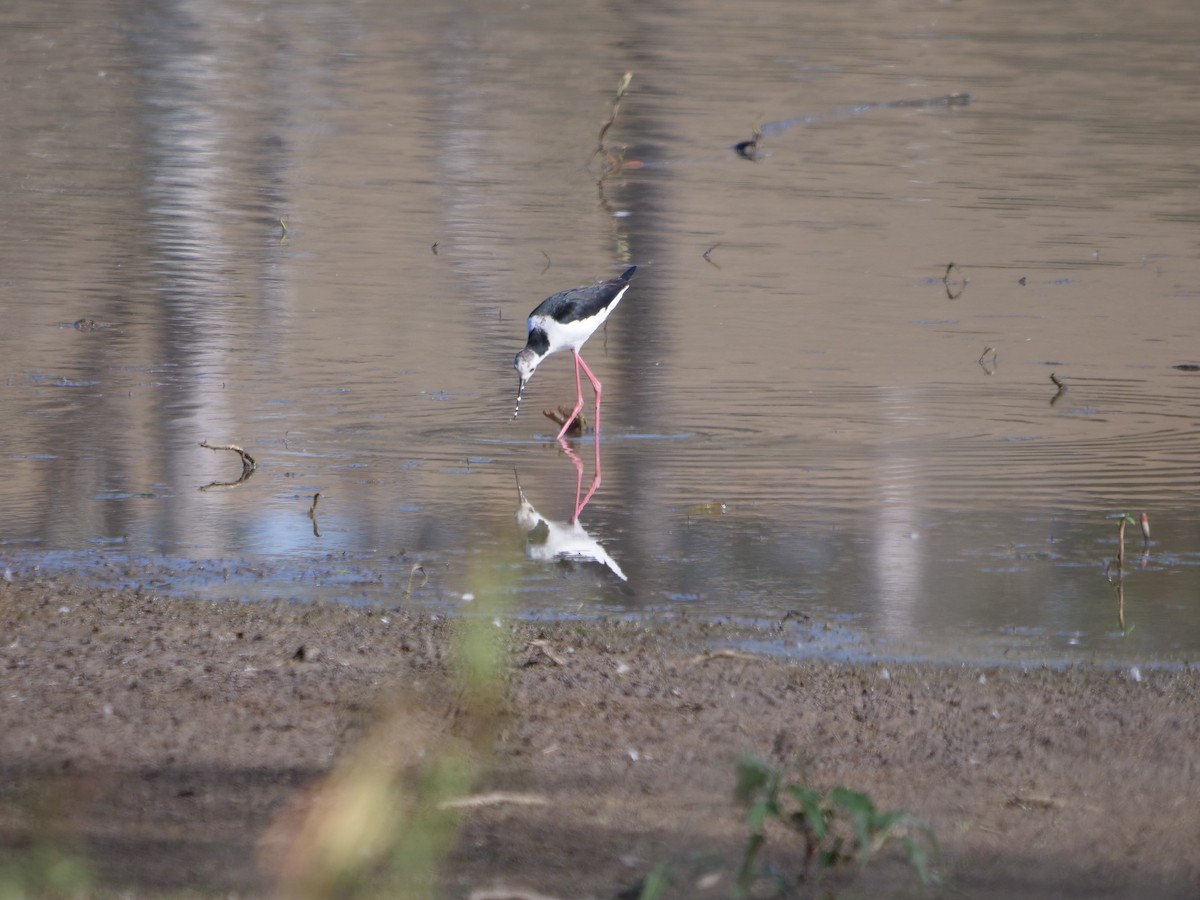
[530,266,636,324]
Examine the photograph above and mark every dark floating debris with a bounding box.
[308,493,321,538]
[734,136,763,161]
[732,116,766,160]
[543,405,586,437]
[1018,276,1027,286]
[1049,373,1068,406]
[978,346,997,375]
[1172,363,1200,372]
[943,262,967,300]
[67,318,114,331]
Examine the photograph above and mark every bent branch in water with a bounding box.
[591,72,634,174]
[199,440,257,477]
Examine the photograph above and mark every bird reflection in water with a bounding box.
[513,437,626,582]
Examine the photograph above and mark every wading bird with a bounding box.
[513,266,636,440]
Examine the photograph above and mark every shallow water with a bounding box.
[2,0,1199,664]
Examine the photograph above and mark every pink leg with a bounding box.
[574,353,603,434]
[554,351,606,519]
[560,433,603,523]
[557,438,585,519]
[555,351,586,441]
[555,349,602,441]
[573,453,602,521]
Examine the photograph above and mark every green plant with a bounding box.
[268,563,512,899]
[636,860,673,899]
[0,840,94,900]
[733,755,936,894]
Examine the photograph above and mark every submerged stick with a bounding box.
[590,72,634,172]
[308,493,321,538]
[543,405,585,437]
[199,440,257,476]
[978,346,997,375]
[1104,514,1136,583]
[404,564,428,596]
[943,262,967,300]
[1049,373,1068,406]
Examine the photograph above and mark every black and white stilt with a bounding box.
[513,265,636,440]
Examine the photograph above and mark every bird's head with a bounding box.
[513,348,541,417]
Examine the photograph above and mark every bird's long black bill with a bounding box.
[514,377,527,418]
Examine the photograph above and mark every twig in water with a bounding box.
[978,346,998,375]
[943,262,967,300]
[431,241,439,255]
[599,73,634,146]
[199,441,257,475]
[405,564,428,596]
[1049,373,1067,406]
[590,72,634,171]
[1105,514,1136,583]
[308,494,321,537]
[198,441,257,491]
[543,405,586,436]
[702,243,722,268]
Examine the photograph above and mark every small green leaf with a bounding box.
[788,785,829,840]
[748,798,782,834]
[734,755,770,805]
[829,786,874,816]
[638,861,672,900]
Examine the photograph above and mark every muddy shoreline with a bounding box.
[1,576,1198,898]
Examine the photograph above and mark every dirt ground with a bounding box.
[1,575,1198,899]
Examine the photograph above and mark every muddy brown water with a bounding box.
[1,0,1198,664]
